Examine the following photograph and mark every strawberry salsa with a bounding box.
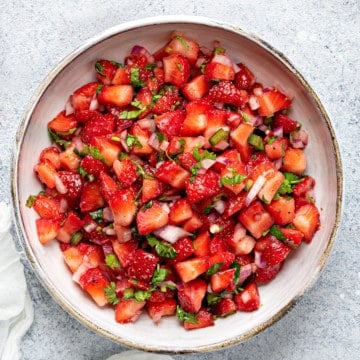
[27,32,320,330]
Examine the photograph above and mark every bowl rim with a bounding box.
[11,15,343,353]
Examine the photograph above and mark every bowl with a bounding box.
[11,16,342,353]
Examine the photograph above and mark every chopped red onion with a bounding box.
[72,262,92,284]
[137,117,155,132]
[214,140,230,151]
[153,225,191,244]
[102,207,114,222]
[72,136,85,153]
[291,130,308,148]
[273,158,283,170]
[254,250,267,268]
[233,223,247,242]
[103,226,116,236]
[238,264,253,284]
[114,222,132,243]
[273,126,284,138]
[117,120,133,132]
[148,132,160,151]
[131,45,155,63]
[83,222,97,233]
[200,158,216,170]
[89,94,99,111]
[65,98,74,115]
[102,242,114,256]
[214,199,226,214]
[160,202,170,214]
[59,198,68,213]
[211,53,233,67]
[248,95,260,110]
[159,140,169,152]
[245,175,266,206]
[55,175,68,194]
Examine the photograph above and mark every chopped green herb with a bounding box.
[26,195,36,208]
[105,254,121,270]
[123,287,134,300]
[220,168,247,186]
[248,133,264,151]
[206,291,230,305]
[70,231,83,246]
[130,67,145,88]
[214,47,226,55]
[147,235,178,259]
[96,84,103,95]
[48,128,70,148]
[89,146,106,162]
[175,35,190,50]
[89,209,103,222]
[176,306,198,324]
[269,225,286,241]
[206,262,223,276]
[104,282,119,305]
[134,289,152,302]
[209,128,229,146]
[125,134,142,148]
[95,61,105,76]
[230,261,241,284]
[151,264,170,284]
[142,200,153,210]
[277,172,302,195]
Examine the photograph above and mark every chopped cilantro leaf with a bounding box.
[269,225,286,241]
[25,195,36,208]
[95,61,105,76]
[130,67,145,88]
[89,209,103,222]
[151,264,170,284]
[105,254,121,270]
[134,289,152,302]
[147,235,177,259]
[104,282,119,305]
[125,134,142,148]
[176,306,198,324]
[206,262,223,276]
[70,232,83,246]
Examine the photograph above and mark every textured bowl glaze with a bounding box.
[12,16,342,353]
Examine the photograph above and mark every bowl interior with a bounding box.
[12,17,342,352]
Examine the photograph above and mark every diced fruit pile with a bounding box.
[27,32,320,330]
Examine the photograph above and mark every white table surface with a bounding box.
[1,1,359,359]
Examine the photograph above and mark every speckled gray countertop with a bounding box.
[1,1,359,359]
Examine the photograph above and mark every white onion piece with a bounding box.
[103,227,116,236]
[200,158,216,170]
[233,62,241,73]
[214,199,226,214]
[291,130,308,148]
[159,140,169,152]
[245,175,266,206]
[153,225,191,244]
[248,95,260,110]
[72,262,92,284]
[83,222,97,233]
[114,222,132,243]
[238,264,253,284]
[89,94,99,111]
[54,175,68,194]
[137,117,155,132]
[214,140,230,151]
[234,235,256,255]
[160,202,170,214]
[102,207,114,222]
[148,132,160,151]
[233,223,247,242]
[253,86,263,96]
[211,53,233,67]
[72,136,85,153]
[215,156,231,165]
[65,98,74,115]
[254,250,267,269]
[59,198,68,213]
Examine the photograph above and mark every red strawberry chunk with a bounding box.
[33,194,61,219]
[293,176,315,198]
[205,62,235,82]
[79,181,105,213]
[292,203,320,242]
[265,196,295,226]
[280,228,304,249]
[71,82,99,111]
[58,170,84,203]
[210,268,236,293]
[234,282,260,312]
[36,218,60,244]
[183,308,214,330]
[255,235,292,266]
[193,231,210,257]
[57,211,84,243]
[136,200,169,235]
[209,81,248,107]
[81,113,116,143]
[152,87,181,115]
[155,160,190,189]
[113,158,138,188]
[234,63,255,90]
[111,239,137,268]
[147,298,177,323]
[169,198,193,225]
[163,34,200,64]
[108,189,136,227]
[97,84,133,107]
[39,146,60,169]
[211,298,237,317]
[127,249,159,282]
[177,278,207,313]
[155,110,186,138]
[95,59,118,84]
[79,267,109,307]
[181,74,210,101]
[257,89,291,117]
[273,113,298,133]
[80,154,108,179]
[174,257,209,283]
[141,177,163,204]
[185,170,221,203]
[163,54,191,87]
[255,263,282,284]
[171,237,194,263]
[48,111,78,133]
[115,298,146,323]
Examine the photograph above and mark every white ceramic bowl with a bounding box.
[12,16,342,353]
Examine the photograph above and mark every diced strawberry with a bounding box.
[36,218,60,244]
[111,239,137,268]
[147,298,177,323]
[255,235,292,265]
[181,74,210,101]
[185,170,221,203]
[34,161,59,189]
[265,196,295,225]
[210,268,236,293]
[155,110,186,138]
[141,177,163,204]
[136,200,169,235]
[211,297,237,317]
[163,34,200,64]
[163,54,191,88]
[113,158,138,188]
[57,211,84,243]
[33,193,61,219]
[89,136,121,166]
[208,251,235,271]
[273,113,298,133]
[108,189,136,227]
[293,176,315,198]
[264,137,288,160]
[98,171,119,201]
[81,113,116,143]
[169,198,193,225]
[292,203,320,242]
[280,228,304,248]
[39,146,60,169]
[234,63,255,90]
[238,200,274,239]
[220,161,247,195]
[230,123,254,163]
[152,87,181,115]
[155,160,190,189]
[174,257,209,283]
[62,246,83,273]
[59,143,82,171]
[111,66,131,85]
[79,181,105,213]
[97,85,133,107]
[234,282,260,312]
[281,148,307,175]
[180,99,211,136]
[115,298,146,323]
[128,124,154,156]
[183,212,204,233]
[127,249,159,282]
[58,170,84,203]
[205,60,236,82]
[223,192,247,218]
[171,237,194,263]
[255,263,282,284]
[177,278,207,313]
[257,89,291,117]
[80,154,108,179]
[247,153,276,181]
[79,267,109,306]
[48,111,78,134]
[95,59,118,84]
[258,170,284,204]
[193,231,210,257]
[70,82,99,111]
[208,81,248,108]
[183,308,214,330]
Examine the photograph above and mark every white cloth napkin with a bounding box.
[0,202,173,360]
[0,202,34,360]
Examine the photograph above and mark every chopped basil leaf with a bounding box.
[220,168,247,186]
[96,84,103,95]
[206,291,229,305]
[95,61,105,76]
[206,262,223,276]
[89,146,106,162]
[134,289,152,302]
[230,261,241,284]
[89,209,103,222]
[147,235,178,259]
[48,128,70,148]
[269,225,286,241]
[125,134,142,148]
[130,67,145,88]
[70,231,83,246]
[151,264,170,284]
